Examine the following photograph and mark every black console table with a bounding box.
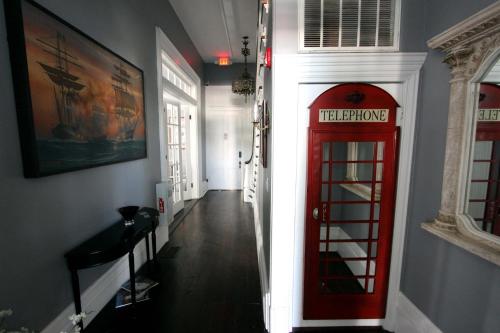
[65,207,159,327]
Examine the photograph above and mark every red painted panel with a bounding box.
[303,83,399,320]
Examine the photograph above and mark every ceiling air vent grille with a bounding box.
[302,0,398,50]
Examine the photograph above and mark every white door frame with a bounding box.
[156,27,203,199]
[269,53,426,333]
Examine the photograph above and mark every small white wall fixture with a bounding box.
[269,52,426,333]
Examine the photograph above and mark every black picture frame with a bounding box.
[4,0,147,178]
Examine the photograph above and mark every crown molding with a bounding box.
[427,2,500,51]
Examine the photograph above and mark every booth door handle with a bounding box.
[312,208,319,220]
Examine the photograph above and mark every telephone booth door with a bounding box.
[469,83,500,236]
[303,83,399,320]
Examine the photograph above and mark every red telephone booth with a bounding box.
[468,83,500,236]
[303,83,399,320]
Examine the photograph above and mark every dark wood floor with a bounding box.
[85,191,391,333]
[85,190,265,333]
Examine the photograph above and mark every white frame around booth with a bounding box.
[156,27,203,200]
[269,52,426,333]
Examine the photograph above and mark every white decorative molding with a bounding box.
[422,221,500,265]
[297,0,402,53]
[427,2,500,52]
[395,292,443,333]
[423,2,500,264]
[252,200,270,331]
[42,226,169,333]
[270,52,426,333]
[200,180,209,198]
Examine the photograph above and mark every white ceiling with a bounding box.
[169,0,258,63]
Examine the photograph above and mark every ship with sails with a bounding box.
[112,63,138,141]
[88,104,108,142]
[37,32,85,141]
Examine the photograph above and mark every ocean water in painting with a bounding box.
[38,140,146,174]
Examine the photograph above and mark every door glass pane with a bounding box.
[331,223,371,240]
[330,203,372,221]
[323,142,330,161]
[331,184,371,202]
[166,103,183,206]
[469,182,488,200]
[320,279,366,295]
[471,161,491,180]
[367,278,375,293]
[474,141,493,160]
[318,139,385,295]
[322,163,330,181]
[332,141,348,160]
[321,184,329,201]
[370,241,378,258]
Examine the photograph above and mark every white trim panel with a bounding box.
[270,52,426,333]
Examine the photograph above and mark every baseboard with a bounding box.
[395,292,442,333]
[252,201,270,331]
[41,225,169,333]
[200,180,208,198]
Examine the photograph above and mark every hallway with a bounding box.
[86,191,265,333]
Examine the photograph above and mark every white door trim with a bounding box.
[156,27,203,199]
[269,52,426,333]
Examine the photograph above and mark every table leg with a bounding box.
[128,250,136,305]
[145,234,152,273]
[70,269,84,330]
[152,228,158,266]
[145,234,151,263]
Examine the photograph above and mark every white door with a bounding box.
[180,104,193,200]
[165,101,184,215]
[206,86,252,190]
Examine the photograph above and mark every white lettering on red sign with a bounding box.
[478,109,500,121]
[319,109,389,123]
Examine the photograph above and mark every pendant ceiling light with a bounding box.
[232,36,255,102]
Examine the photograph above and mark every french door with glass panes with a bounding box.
[166,102,184,215]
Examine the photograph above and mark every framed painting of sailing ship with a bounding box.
[4,0,147,177]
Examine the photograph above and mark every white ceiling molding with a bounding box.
[169,0,257,63]
[220,0,236,59]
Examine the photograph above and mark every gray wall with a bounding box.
[0,0,203,330]
[400,0,500,332]
[204,63,257,86]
